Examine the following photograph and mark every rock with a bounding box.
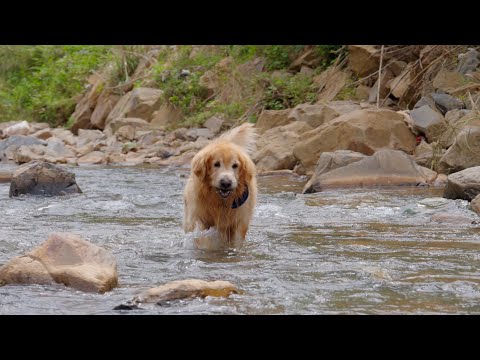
[430,212,476,224]
[410,105,446,142]
[289,46,323,71]
[0,233,118,293]
[15,145,46,164]
[354,85,370,101]
[254,122,313,172]
[414,140,445,169]
[77,129,106,147]
[471,194,480,215]
[432,174,448,188]
[105,88,163,125]
[258,169,294,176]
[443,166,480,201]
[288,103,340,128]
[456,48,480,74]
[437,125,480,174]
[0,135,46,160]
[203,116,225,134]
[9,161,82,197]
[32,128,53,140]
[114,279,238,309]
[255,109,292,134]
[326,100,364,115]
[302,149,437,192]
[368,68,395,103]
[387,62,415,99]
[433,69,467,93]
[90,92,121,130]
[439,110,477,148]
[116,125,136,141]
[315,68,349,103]
[172,128,189,141]
[387,60,407,77]
[50,129,77,146]
[185,128,214,141]
[0,171,12,183]
[293,109,417,171]
[414,96,438,110]
[431,93,465,115]
[104,117,151,137]
[3,121,31,136]
[46,137,76,159]
[347,45,381,77]
[303,150,368,193]
[150,103,183,129]
[76,143,95,156]
[77,151,106,165]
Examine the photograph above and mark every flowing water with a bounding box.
[0,165,479,314]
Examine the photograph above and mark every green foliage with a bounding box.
[262,73,318,110]
[182,101,247,128]
[0,45,111,125]
[106,45,145,87]
[224,45,259,63]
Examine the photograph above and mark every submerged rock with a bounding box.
[114,279,238,310]
[9,161,82,197]
[0,233,118,293]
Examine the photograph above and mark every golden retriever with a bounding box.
[183,123,257,250]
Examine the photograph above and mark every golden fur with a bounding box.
[183,123,257,249]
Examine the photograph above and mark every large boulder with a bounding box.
[9,161,82,197]
[2,121,31,136]
[438,109,476,148]
[0,233,118,293]
[105,88,163,125]
[314,67,349,103]
[255,109,292,134]
[303,149,437,193]
[431,93,465,115]
[303,150,368,193]
[409,105,446,142]
[71,78,105,134]
[443,166,480,201]
[347,45,381,77]
[293,109,417,171]
[287,103,340,128]
[254,122,313,172]
[437,125,480,174]
[150,104,183,129]
[114,279,238,310]
[90,92,121,130]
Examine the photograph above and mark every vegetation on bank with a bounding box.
[0,45,342,127]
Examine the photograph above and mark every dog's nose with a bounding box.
[220,178,232,190]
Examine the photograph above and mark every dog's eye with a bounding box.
[232,163,238,169]
[214,161,220,167]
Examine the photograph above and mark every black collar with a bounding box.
[232,186,249,209]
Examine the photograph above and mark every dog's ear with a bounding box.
[238,153,255,184]
[192,152,209,180]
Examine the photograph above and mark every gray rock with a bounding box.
[0,136,46,159]
[431,93,465,115]
[456,48,480,74]
[185,128,214,141]
[203,116,224,134]
[443,166,480,201]
[9,161,82,197]
[410,105,446,142]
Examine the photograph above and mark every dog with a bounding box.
[183,123,257,250]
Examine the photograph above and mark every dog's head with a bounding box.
[191,142,255,200]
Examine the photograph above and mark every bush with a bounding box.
[262,73,318,110]
[0,45,111,125]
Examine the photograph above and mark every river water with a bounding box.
[0,165,479,314]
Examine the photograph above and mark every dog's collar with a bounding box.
[232,186,249,209]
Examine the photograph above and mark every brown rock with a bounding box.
[90,92,121,130]
[438,110,478,148]
[430,212,476,224]
[50,129,77,146]
[114,279,237,309]
[0,233,118,293]
[255,109,292,135]
[0,171,12,183]
[433,69,468,93]
[437,125,480,174]
[347,45,381,77]
[203,116,225,134]
[105,117,151,137]
[288,103,340,128]
[414,140,445,169]
[116,125,136,141]
[150,103,183,129]
[32,128,53,140]
[432,174,448,188]
[77,151,106,165]
[254,122,313,172]
[293,108,417,171]
[315,68,349,103]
